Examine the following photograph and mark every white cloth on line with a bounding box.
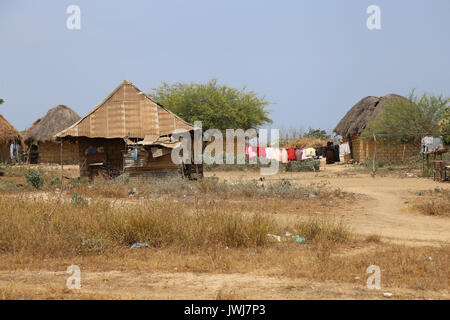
[339,142,351,155]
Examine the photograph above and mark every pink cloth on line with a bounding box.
[247,146,257,159]
[301,148,312,160]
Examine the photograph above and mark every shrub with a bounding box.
[115,173,130,183]
[364,157,385,169]
[25,169,44,189]
[71,193,88,207]
[45,174,61,188]
[283,159,320,172]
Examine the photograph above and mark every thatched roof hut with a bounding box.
[334,94,407,137]
[24,105,80,164]
[0,115,23,163]
[0,114,22,144]
[25,105,80,144]
[334,94,419,163]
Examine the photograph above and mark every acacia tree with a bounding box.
[0,99,4,104]
[362,91,449,145]
[149,79,272,131]
[304,127,330,140]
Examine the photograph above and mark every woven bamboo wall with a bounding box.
[38,141,79,164]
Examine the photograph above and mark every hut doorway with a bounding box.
[29,144,39,164]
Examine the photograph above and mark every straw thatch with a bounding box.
[0,114,22,144]
[334,94,409,137]
[25,105,80,143]
[283,137,328,149]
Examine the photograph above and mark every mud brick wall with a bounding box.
[345,135,419,163]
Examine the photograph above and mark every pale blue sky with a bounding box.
[1,0,449,133]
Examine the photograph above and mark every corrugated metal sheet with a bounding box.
[55,80,194,139]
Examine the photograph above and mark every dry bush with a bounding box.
[412,188,450,217]
[365,234,382,243]
[293,218,352,244]
[413,199,449,217]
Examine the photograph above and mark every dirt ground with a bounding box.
[205,162,450,247]
[1,162,449,300]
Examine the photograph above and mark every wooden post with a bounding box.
[372,134,377,177]
[402,143,406,162]
[60,140,64,191]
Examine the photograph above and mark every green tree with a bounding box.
[304,127,330,140]
[149,79,272,131]
[0,99,4,104]
[440,107,450,144]
[362,91,449,145]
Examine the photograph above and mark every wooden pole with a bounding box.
[60,140,64,191]
[402,143,406,162]
[372,133,377,177]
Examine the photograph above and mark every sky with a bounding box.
[1,0,449,134]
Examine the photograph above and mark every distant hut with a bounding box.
[334,94,420,163]
[24,105,80,164]
[0,115,23,163]
[55,80,201,181]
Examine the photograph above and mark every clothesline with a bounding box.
[245,145,347,163]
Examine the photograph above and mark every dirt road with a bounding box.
[206,165,450,247]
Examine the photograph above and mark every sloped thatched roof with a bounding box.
[55,80,195,140]
[334,94,409,137]
[25,105,80,143]
[0,115,22,144]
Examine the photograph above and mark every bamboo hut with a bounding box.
[24,105,80,164]
[334,94,420,163]
[55,80,201,181]
[0,115,23,163]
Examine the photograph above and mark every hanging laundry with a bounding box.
[295,148,303,161]
[281,148,289,163]
[247,146,257,159]
[339,142,350,155]
[257,147,266,157]
[305,148,316,157]
[271,148,281,161]
[326,148,335,164]
[265,147,273,160]
[333,145,340,162]
[301,148,311,161]
[287,148,296,160]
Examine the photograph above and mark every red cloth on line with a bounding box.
[257,147,266,157]
[287,148,296,160]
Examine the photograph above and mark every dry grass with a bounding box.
[0,196,354,258]
[0,242,447,298]
[411,188,450,217]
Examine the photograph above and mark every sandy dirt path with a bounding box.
[1,270,447,300]
[205,165,450,247]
